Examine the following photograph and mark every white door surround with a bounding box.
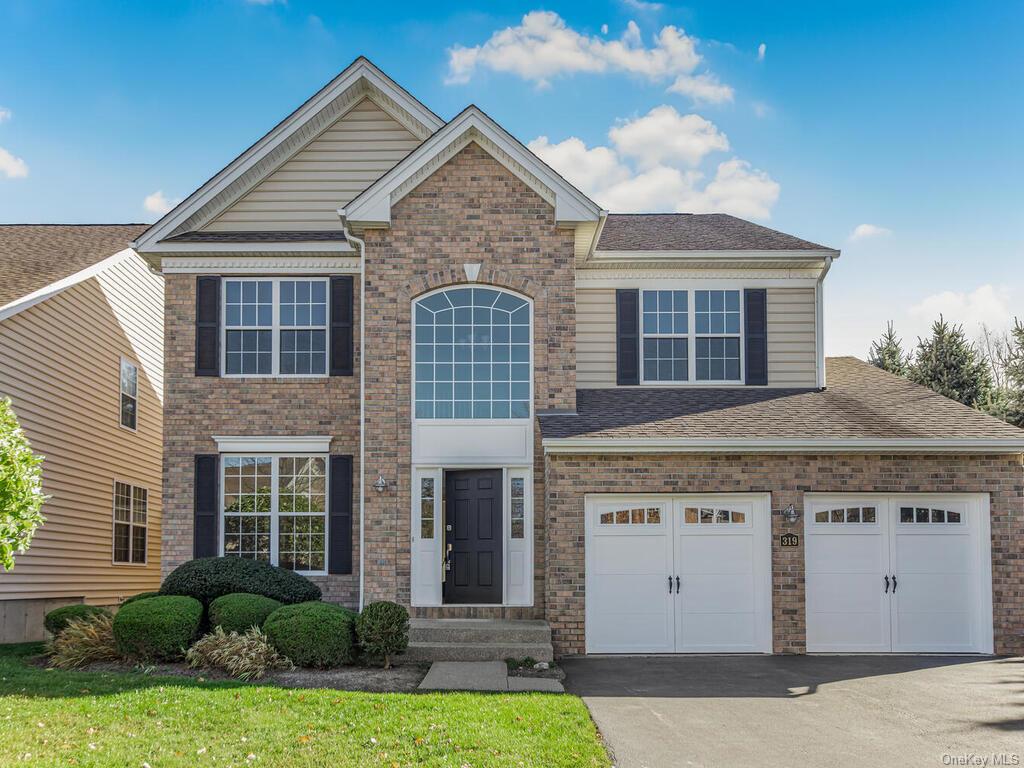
[584,493,773,654]
[804,493,993,654]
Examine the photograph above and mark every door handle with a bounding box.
[891,575,897,593]
[884,575,890,593]
[668,576,673,594]
[676,576,681,593]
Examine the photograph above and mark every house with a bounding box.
[133,57,1024,658]
[0,225,163,642]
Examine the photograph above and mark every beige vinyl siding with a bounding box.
[577,288,618,388]
[577,285,819,388]
[204,98,421,232]
[0,253,163,605]
[767,287,818,387]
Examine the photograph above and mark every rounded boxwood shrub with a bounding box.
[263,602,357,668]
[120,591,160,608]
[160,557,321,605]
[44,604,112,636]
[113,595,203,661]
[209,593,283,634]
[355,601,409,669]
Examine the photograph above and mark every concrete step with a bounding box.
[404,641,554,663]
[410,618,552,645]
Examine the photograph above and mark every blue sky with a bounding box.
[0,0,1020,356]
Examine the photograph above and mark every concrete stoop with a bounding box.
[405,618,554,663]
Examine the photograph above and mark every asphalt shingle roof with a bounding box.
[0,224,147,309]
[597,213,835,252]
[539,357,1024,442]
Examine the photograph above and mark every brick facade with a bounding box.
[161,274,362,604]
[544,452,1024,657]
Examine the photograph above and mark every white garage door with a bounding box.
[585,494,772,654]
[805,495,993,654]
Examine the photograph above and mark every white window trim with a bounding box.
[119,356,139,432]
[639,288,745,386]
[218,452,330,577]
[111,479,148,566]
[410,284,535,422]
[221,277,330,379]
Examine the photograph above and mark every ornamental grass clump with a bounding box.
[46,613,120,669]
[355,601,409,669]
[44,604,112,636]
[186,626,293,681]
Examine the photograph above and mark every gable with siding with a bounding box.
[203,98,422,232]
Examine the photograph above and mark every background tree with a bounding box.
[868,321,908,376]
[908,317,992,408]
[0,397,47,570]
[1001,319,1024,427]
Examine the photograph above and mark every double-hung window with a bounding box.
[640,288,743,383]
[113,481,147,564]
[223,278,328,376]
[221,455,328,574]
[119,358,138,430]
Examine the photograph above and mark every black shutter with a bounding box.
[328,455,353,574]
[615,289,640,386]
[744,288,768,386]
[330,275,354,376]
[193,455,219,558]
[195,276,221,377]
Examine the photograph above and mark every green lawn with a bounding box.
[0,644,609,768]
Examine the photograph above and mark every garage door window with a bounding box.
[899,506,962,524]
[814,506,877,524]
[600,507,662,525]
[683,506,746,524]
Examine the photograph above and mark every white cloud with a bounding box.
[0,107,11,123]
[668,73,734,104]
[609,106,729,167]
[143,190,180,215]
[622,0,664,10]
[849,223,892,241]
[529,107,779,219]
[445,11,720,95]
[0,147,28,179]
[757,43,766,61]
[907,285,1014,342]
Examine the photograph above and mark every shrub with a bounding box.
[46,613,119,669]
[209,593,283,634]
[186,626,293,681]
[355,601,409,669]
[263,602,357,668]
[160,557,321,605]
[120,591,159,608]
[0,396,47,571]
[44,604,112,636]
[113,595,203,661]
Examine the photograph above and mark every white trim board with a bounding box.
[591,249,840,261]
[142,241,355,255]
[0,247,138,323]
[161,256,361,275]
[213,435,332,453]
[543,437,1024,454]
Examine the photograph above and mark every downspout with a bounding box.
[816,254,834,390]
[337,207,367,611]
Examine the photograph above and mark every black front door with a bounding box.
[443,469,503,604]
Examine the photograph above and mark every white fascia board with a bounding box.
[133,59,443,253]
[142,241,354,254]
[542,437,1024,454]
[213,435,333,453]
[161,256,361,275]
[0,248,137,323]
[345,107,602,226]
[592,249,840,261]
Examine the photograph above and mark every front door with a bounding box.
[444,469,503,604]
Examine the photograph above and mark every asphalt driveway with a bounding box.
[562,655,1024,768]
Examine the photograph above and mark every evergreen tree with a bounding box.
[1001,319,1024,427]
[908,316,992,408]
[868,321,908,376]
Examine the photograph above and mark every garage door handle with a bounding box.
[676,576,681,593]
[891,575,897,593]
[884,575,890,593]
[668,576,673,594]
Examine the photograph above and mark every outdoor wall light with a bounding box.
[372,475,388,493]
[781,504,801,524]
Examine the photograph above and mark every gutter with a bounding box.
[816,254,834,389]
[541,437,1024,455]
[337,207,367,612]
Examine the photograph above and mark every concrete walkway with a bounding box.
[563,655,1024,768]
[418,661,564,692]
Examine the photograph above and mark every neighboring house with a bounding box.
[0,226,163,642]
[133,57,1024,658]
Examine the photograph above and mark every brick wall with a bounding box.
[544,452,1024,656]
[360,142,576,615]
[161,274,361,604]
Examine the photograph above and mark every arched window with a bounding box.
[414,287,531,419]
